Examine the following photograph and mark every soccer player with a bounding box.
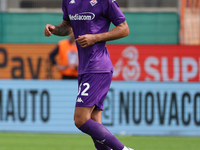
[44,0,133,149]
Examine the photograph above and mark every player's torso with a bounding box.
[64,0,113,74]
[65,0,109,36]
[66,0,102,18]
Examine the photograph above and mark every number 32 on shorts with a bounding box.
[77,83,90,96]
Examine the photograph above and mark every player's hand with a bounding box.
[75,34,96,48]
[44,24,56,37]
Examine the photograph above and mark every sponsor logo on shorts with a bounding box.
[69,12,95,20]
[76,97,84,103]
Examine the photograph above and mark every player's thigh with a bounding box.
[74,106,95,127]
[91,109,102,123]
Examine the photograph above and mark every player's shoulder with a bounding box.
[100,0,118,5]
[100,0,112,2]
[64,0,72,5]
[103,0,117,3]
[99,0,112,4]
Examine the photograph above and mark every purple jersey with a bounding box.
[62,0,126,75]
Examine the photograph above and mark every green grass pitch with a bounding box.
[0,132,199,150]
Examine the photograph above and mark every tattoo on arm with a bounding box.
[53,21,72,36]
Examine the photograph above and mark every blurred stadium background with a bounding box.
[0,0,200,150]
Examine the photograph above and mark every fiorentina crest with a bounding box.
[90,0,98,6]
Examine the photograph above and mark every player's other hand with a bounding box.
[44,24,56,37]
[75,34,96,48]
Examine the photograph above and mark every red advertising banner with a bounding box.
[107,45,200,82]
[0,44,200,82]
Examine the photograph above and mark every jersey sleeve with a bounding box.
[104,0,126,26]
[62,0,70,21]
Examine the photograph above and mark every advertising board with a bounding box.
[1,44,200,81]
[107,45,200,82]
[0,80,199,136]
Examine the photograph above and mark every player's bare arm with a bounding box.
[76,21,129,48]
[44,20,72,37]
